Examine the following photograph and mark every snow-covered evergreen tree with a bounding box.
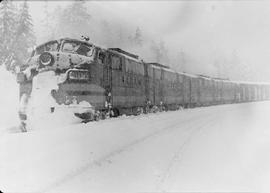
[0,0,35,71]
[150,40,170,65]
[55,0,91,39]
[0,0,17,68]
[13,0,36,70]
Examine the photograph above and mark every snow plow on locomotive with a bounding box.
[16,37,270,132]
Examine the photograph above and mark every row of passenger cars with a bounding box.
[17,37,270,126]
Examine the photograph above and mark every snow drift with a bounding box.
[1,102,270,193]
[25,70,90,131]
[0,65,20,132]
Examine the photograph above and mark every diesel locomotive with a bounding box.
[16,37,270,131]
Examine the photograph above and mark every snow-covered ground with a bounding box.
[0,66,20,134]
[1,100,270,193]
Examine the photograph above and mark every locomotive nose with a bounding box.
[39,52,54,68]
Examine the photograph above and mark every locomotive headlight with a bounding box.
[68,70,90,81]
[39,52,54,66]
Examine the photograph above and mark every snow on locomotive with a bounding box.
[16,37,270,132]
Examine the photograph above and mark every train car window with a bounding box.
[111,55,122,70]
[76,44,93,56]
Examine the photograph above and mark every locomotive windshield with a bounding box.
[62,40,94,57]
[34,41,59,55]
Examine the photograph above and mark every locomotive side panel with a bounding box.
[110,54,127,108]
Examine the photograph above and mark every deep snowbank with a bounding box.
[26,71,82,130]
[0,66,20,132]
[1,102,270,193]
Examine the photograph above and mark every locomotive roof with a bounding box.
[107,48,142,63]
[231,80,270,86]
[60,37,94,46]
[108,48,139,60]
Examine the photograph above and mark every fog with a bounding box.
[28,1,270,82]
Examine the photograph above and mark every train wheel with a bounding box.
[151,105,159,113]
[111,108,120,117]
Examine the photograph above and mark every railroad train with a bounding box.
[16,37,270,131]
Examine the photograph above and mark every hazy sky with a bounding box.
[28,1,270,81]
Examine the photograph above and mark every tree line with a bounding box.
[0,0,254,82]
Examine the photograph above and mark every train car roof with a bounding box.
[147,62,169,69]
[231,80,270,86]
[108,48,139,59]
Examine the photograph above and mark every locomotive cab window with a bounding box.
[35,41,59,55]
[62,40,94,57]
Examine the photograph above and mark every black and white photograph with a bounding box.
[0,0,270,192]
